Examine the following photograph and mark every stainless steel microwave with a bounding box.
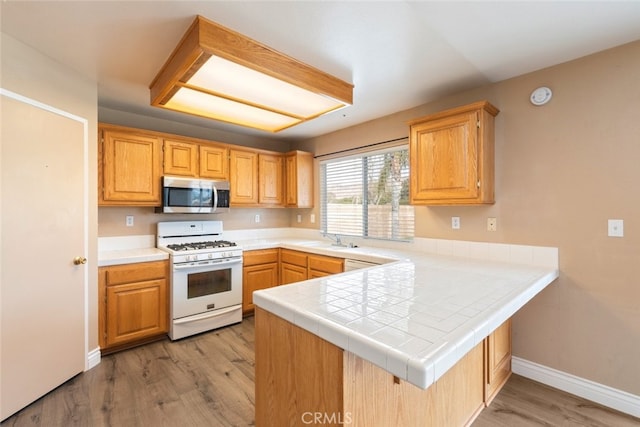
[161,176,230,214]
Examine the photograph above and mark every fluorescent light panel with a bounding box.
[166,87,301,132]
[150,16,353,133]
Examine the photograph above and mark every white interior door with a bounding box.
[0,91,87,420]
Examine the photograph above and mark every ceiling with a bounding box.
[2,1,640,142]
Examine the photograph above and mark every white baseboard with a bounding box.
[512,356,640,419]
[86,347,101,371]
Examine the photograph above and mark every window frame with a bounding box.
[320,145,414,242]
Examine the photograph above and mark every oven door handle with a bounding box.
[173,305,240,325]
[173,257,242,270]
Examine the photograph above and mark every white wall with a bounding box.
[1,32,99,352]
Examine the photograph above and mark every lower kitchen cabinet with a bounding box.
[243,249,347,314]
[485,318,512,404]
[280,249,345,283]
[98,260,169,353]
[243,249,280,316]
[280,249,309,285]
[308,253,344,278]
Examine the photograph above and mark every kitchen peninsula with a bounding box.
[251,239,558,426]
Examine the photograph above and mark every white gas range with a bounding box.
[157,221,243,340]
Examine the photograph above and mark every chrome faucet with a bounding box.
[322,232,344,246]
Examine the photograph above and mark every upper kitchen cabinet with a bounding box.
[285,150,314,208]
[199,144,229,179]
[163,139,229,180]
[163,139,198,177]
[258,153,284,205]
[229,149,259,205]
[99,124,163,206]
[408,101,499,205]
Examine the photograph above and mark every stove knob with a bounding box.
[208,253,213,259]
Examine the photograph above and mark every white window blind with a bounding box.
[320,147,414,241]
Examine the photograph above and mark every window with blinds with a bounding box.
[320,146,414,241]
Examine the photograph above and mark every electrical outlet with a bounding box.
[254,214,260,223]
[310,214,316,223]
[451,216,460,229]
[125,215,134,227]
[608,219,623,237]
[487,217,497,232]
[297,214,302,223]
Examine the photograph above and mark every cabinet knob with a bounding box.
[73,256,87,265]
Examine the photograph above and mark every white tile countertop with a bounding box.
[98,227,558,389]
[98,235,168,266]
[250,233,559,390]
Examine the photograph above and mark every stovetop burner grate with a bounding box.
[166,240,237,252]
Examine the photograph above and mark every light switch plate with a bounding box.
[608,219,623,237]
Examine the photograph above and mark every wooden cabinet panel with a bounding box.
[485,318,512,404]
[285,150,314,208]
[244,248,279,266]
[308,254,344,275]
[281,263,308,285]
[257,308,486,427]
[105,261,167,285]
[255,308,343,427]
[409,101,498,205]
[100,127,162,205]
[105,279,168,347]
[259,153,284,205]
[163,139,198,177]
[230,149,259,205]
[243,249,280,315]
[280,249,307,267]
[199,145,228,179]
[99,260,169,352]
[243,262,279,315]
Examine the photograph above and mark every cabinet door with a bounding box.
[200,145,229,179]
[410,111,479,203]
[100,129,162,205]
[285,151,314,208]
[409,101,498,205]
[230,149,258,205]
[281,263,308,285]
[243,262,279,315]
[485,318,512,404]
[259,153,284,205]
[163,139,198,177]
[105,278,168,347]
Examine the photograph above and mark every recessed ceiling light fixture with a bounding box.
[149,15,354,133]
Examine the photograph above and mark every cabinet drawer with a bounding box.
[308,255,344,274]
[104,260,168,286]
[244,249,279,266]
[280,249,307,267]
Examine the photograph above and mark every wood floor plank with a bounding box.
[2,316,637,427]
[473,374,640,427]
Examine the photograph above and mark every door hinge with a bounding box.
[477,180,481,188]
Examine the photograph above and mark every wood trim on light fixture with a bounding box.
[149,15,354,131]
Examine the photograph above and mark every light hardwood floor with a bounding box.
[2,317,638,426]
